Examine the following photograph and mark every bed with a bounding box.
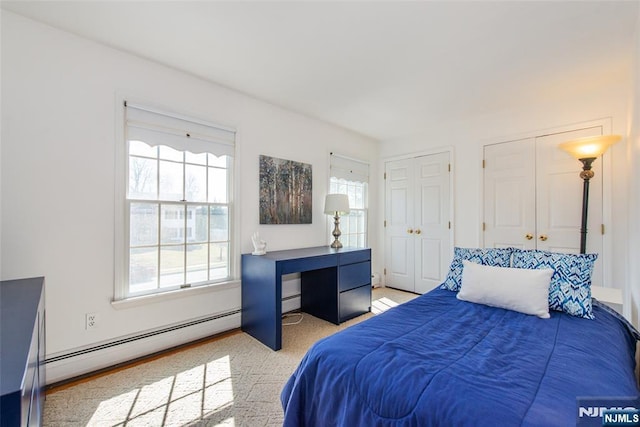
[280,248,640,427]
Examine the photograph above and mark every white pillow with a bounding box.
[457,260,554,319]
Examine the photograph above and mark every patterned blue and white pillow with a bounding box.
[440,247,514,292]
[511,249,598,319]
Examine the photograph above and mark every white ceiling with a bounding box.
[2,1,638,141]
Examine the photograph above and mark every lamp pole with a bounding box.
[559,134,620,255]
[578,157,596,254]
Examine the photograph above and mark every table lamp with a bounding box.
[324,194,350,248]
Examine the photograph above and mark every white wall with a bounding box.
[0,12,379,381]
[378,78,632,293]
[627,7,640,326]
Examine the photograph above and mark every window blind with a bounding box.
[329,153,369,183]
[125,102,235,156]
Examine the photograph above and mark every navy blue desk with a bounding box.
[241,246,371,350]
[1,277,45,427]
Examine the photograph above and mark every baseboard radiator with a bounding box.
[45,309,242,385]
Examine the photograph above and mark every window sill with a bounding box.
[111,279,240,310]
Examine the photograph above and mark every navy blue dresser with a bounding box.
[1,277,45,427]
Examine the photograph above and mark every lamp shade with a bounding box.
[558,134,621,160]
[324,194,350,215]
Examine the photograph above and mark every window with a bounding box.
[121,103,235,299]
[329,153,369,248]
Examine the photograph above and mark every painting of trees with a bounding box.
[259,155,312,224]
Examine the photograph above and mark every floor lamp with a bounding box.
[324,194,350,249]
[558,134,621,254]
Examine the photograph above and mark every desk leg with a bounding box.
[241,256,282,350]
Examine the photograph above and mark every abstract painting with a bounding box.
[259,155,312,224]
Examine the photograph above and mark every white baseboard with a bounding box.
[47,294,304,385]
[282,295,301,313]
[46,312,241,385]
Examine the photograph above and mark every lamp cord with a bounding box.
[282,312,303,326]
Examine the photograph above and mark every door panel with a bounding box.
[385,153,451,294]
[546,172,582,228]
[389,236,411,277]
[483,139,536,250]
[535,126,603,285]
[415,152,450,294]
[390,188,409,224]
[420,185,441,224]
[385,159,414,291]
[420,238,442,281]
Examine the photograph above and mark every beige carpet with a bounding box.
[43,287,417,427]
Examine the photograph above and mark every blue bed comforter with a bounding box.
[281,288,639,426]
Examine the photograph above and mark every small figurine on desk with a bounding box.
[251,232,267,255]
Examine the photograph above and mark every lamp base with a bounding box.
[330,214,343,249]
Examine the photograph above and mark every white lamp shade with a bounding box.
[558,134,621,160]
[324,194,350,215]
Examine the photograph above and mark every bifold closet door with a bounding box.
[535,127,604,285]
[483,126,604,285]
[414,153,451,293]
[483,138,537,250]
[385,152,451,293]
[385,158,415,292]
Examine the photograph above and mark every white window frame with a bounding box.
[328,153,369,248]
[114,100,237,302]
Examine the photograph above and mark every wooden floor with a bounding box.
[46,329,242,394]
[46,286,419,394]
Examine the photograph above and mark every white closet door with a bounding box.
[414,152,451,294]
[483,126,604,286]
[385,153,451,294]
[483,139,536,250]
[535,126,604,285]
[385,158,415,292]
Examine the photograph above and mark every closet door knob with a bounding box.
[525,233,533,240]
[415,229,422,235]
[539,234,548,241]
[407,228,414,234]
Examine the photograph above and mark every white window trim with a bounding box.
[328,152,370,248]
[111,279,240,310]
[113,96,239,303]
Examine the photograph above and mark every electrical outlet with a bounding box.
[85,313,98,330]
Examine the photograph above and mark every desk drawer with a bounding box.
[339,284,371,322]
[339,261,371,292]
[281,255,336,274]
[339,249,371,266]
